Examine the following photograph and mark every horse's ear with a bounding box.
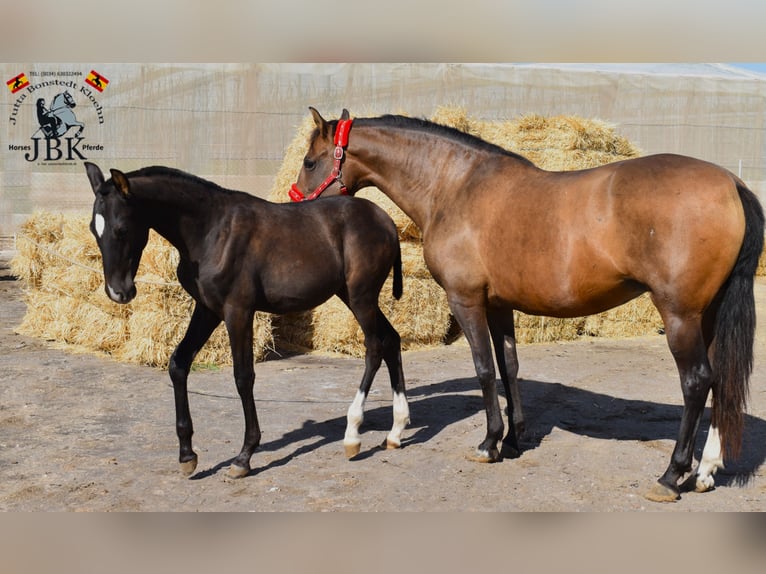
[309,107,329,138]
[340,109,350,120]
[85,162,105,194]
[109,169,131,199]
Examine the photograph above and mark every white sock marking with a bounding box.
[344,390,366,447]
[696,425,724,491]
[386,391,410,447]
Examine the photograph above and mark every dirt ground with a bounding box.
[1,252,765,512]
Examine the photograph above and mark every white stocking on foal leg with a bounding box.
[384,391,410,449]
[344,390,366,458]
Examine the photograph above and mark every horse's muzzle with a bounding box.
[106,282,136,304]
[289,183,306,202]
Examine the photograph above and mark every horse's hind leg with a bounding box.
[377,309,409,451]
[224,309,262,478]
[341,295,408,458]
[686,303,724,493]
[489,312,523,459]
[646,313,713,502]
[168,303,221,476]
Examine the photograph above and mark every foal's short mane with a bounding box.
[350,114,535,166]
[127,166,226,190]
[116,165,247,200]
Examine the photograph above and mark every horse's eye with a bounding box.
[303,157,316,171]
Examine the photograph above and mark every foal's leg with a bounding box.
[646,314,713,502]
[168,303,221,476]
[341,294,408,457]
[224,309,261,478]
[376,308,409,451]
[488,313,523,459]
[450,298,504,462]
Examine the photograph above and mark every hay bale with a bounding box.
[582,294,663,338]
[13,214,273,368]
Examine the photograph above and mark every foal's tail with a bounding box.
[712,181,764,458]
[392,242,403,300]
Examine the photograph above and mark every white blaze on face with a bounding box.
[94,213,106,238]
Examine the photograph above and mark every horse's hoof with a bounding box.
[680,473,715,493]
[382,437,401,450]
[344,441,361,459]
[227,464,250,479]
[694,478,715,493]
[179,455,198,477]
[466,448,501,463]
[500,442,521,460]
[644,481,680,503]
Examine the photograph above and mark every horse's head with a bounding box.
[85,162,149,304]
[291,108,357,202]
[54,90,76,109]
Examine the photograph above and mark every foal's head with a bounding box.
[85,162,149,304]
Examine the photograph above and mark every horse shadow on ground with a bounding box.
[193,376,766,487]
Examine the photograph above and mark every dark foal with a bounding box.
[85,162,408,478]
[292,108,764,501]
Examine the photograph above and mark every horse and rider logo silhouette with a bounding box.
[35,90,85,139]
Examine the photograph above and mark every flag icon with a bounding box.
[6,73,29,94]
[85,70,109,92]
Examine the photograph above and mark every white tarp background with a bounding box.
[3,62,766,245]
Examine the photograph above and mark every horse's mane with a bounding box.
[351,114,535,165]
[126,166,224,189]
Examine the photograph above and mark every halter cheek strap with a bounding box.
[289,119,353,202]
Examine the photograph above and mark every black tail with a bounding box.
[392,242,403,300]
[712,181,764,458]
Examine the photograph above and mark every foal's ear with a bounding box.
[340,108,350,120]
[109,169,131,198]
[84,161,105,194]
[309,106,329,138]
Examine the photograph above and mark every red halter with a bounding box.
[289,119,353,202]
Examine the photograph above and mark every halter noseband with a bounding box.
[289,119,353,202]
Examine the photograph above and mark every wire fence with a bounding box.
[4,63,766,241]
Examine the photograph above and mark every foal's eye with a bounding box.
[303,157,316,171]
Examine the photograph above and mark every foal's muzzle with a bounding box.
[106,280,136,304]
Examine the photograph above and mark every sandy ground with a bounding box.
[1,252,765,511]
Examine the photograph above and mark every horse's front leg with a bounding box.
[450,298,503,462]
[168,304,221,476]
[225,309,261,478]
[489,313,524,459]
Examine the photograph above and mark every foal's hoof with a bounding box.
[644,481,680,503]
[466,448,502,463]
[179,455,198,477]
[382,437,401,450]
[227,463,250,479]
[344,441,362,459]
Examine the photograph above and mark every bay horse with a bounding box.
[84,162,408,478]
[291,108,764,502]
